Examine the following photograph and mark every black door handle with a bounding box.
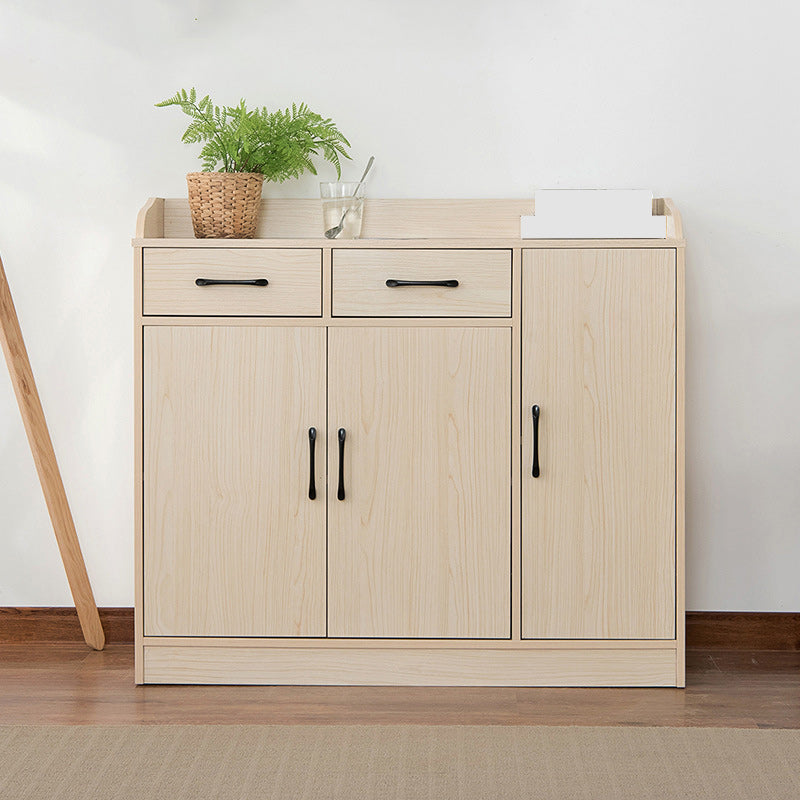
[308,428,317,500]
[195,278,269,287]
[337,428,346,501]
[531,405,540,478]
[385,279,459,288]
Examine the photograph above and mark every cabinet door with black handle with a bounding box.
[522,249,676,640]
[144,326,326,637]
[327,326,511,638]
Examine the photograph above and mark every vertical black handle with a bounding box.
[337,428,346,501]
[308,427,317,500]
[531,405,540,478]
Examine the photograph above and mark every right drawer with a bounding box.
[332,249,511,317]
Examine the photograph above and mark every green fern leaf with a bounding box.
[156,89,352,180]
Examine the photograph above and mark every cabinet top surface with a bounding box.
[134,198,685,248]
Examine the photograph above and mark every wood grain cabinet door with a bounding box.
[327,327,511,639]
[144,326,326,637]
[522,249,676,640]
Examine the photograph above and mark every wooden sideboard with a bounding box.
[133,198,685,686]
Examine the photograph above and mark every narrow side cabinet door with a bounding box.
[144,326,326,637]
[522,249,676,639]
[328,327,511,638]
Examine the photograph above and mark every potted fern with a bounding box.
[156,88,351,238]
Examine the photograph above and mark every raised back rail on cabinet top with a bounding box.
[135,198,683,245]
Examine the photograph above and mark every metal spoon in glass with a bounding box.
[324,156,375,239]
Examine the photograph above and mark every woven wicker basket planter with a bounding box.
[186,172,265,238]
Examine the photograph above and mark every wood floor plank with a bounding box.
[0,644,798,727]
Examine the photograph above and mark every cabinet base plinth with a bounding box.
[141,644,681,687]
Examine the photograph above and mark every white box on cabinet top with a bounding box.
[521,189,667,238]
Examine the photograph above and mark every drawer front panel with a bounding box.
[333,249,511,317]
[143,248,322,316]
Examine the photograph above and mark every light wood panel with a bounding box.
[332,249,511,317]
[510,248,522,641]
[136,197,164,238]
[522,248,676,640]
[134,248,144,681]
[137,198,681,242]
[144,326,326,637]
[328,327,511,639]
[138,237,682,250]
[142,644,677,686]
[0,256,104,651]
[160,199,534,239]
[676,245,686,685]
[143,635,674,650]
[143,248,321,316]
[141,316,511,328]
[655,198,683,239]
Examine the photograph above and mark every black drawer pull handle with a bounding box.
[385,279,459,288]
[195,278,269,287]
[308,428,317,500]
[337,428,346,501]
[531,405,540,478]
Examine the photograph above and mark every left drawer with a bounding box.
[142,248,322,316]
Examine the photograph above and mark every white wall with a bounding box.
[1,0,798,611]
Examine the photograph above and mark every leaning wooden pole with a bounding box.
[0,255,104,650]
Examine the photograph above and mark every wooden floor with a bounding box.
[0,644,798,727]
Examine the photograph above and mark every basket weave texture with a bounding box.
[186,172,265,238]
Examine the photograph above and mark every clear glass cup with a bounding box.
[320,181,365,239]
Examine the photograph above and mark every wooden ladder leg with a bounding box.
[0,255,104,650]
